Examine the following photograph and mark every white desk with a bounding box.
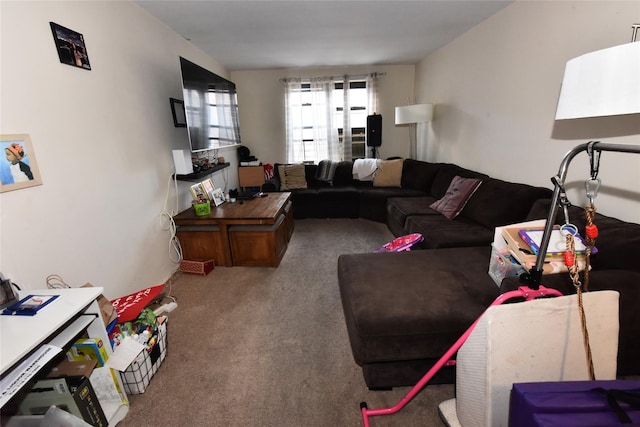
[0,288,129,425]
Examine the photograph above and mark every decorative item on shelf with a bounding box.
[211,188,225,207]
[200,178,215,200]
[192,199,211,216]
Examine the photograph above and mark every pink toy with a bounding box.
[374,233,423,252]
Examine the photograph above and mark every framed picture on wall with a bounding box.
[49,22,91,70]
[170,98,187,127]
[1,134,43,193]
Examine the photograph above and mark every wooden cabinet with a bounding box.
[176,225,227,266]
[238,166,264,189]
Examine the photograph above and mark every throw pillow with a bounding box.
[429,175,482,219]
[279,164,308,190]
[373,159,403,187]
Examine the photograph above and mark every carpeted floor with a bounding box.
[119,219,454,426]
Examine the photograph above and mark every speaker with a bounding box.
[366,114,382,147]
[172,149,193,175]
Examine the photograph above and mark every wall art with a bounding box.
[1,134,43,193]
[50,22,91,70]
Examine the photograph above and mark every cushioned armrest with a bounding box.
[262,180,279,192]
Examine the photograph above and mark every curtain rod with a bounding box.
[281,72,386,83]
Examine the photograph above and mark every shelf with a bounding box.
[175,163,230,182]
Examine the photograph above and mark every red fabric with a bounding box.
[111,284,164,323]
[264,164,274,180]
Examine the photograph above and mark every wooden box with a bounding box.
[179,259,215,275]
[176,225,225,267]
[229,214,287,267]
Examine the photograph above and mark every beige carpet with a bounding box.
[119,219,454,426]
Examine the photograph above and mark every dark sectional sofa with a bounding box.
[264,158,640,389]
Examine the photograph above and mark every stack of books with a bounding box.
[500,225,593,274]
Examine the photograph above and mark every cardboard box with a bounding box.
[67,338,109,367]
[46,359,97,379]
[19,376,107,427]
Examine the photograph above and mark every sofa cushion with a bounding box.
[429,176,482,219]
[386,196,440,233]
[406,214,495,249]
[338,247,498,366]
[373,159,403,187]
[401,159,442,192]
[359,187,426,223]
[431,164,489,199]
[317,187,360,218]
[278,164,308,190]
[332,161,356,186]
[462,178,552,229]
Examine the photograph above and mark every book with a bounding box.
[1,294,59,316]
[501,227,563,265]
[518,227,597,256]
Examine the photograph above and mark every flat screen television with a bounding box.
[179,57,242,152]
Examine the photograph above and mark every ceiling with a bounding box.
[135,0,512,71]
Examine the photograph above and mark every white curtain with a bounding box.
[284,73,380,163]
[284,77,339,163]
[341,75,352,162]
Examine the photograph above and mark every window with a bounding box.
[284,74,379,163]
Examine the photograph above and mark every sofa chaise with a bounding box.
[265,158,639,389]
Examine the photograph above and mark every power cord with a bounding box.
[46,274,71,289]
[160,173,183,264]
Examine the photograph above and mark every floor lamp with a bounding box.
[525,33,640,289]
[395,104,433,160]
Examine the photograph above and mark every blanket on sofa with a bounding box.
[352,158,378,180]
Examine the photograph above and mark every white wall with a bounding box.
[0,1,237,298]
[415,1,640,223]
[231,64,415,164]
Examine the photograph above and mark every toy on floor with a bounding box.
[374,233,423,252]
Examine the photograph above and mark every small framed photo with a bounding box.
[1,134,43,193]
[200,179,215,200]
[211,188,225,206]
[170,98,186,127]
[50,22,91,70]
[190,183,207,201]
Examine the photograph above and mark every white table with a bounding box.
[0,288,129,425]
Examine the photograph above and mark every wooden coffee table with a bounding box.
[173,192,292,267]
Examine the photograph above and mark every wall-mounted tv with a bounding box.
[179,57,242,152]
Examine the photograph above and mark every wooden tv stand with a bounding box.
[173,192,293,267]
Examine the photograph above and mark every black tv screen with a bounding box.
[179,57,242,152]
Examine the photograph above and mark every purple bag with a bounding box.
[510,380,640,427]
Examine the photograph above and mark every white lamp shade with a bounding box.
[556,41,640,120]
[395,104,434,124]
